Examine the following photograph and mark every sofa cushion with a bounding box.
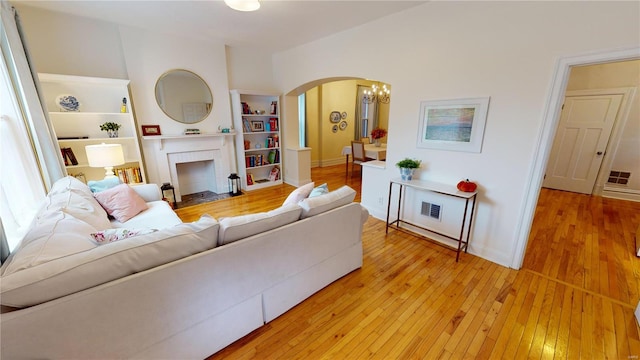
[0,215,219,308]
[46,176,111,230]
[94,184,148,222]
[111,201,182,229]
[299,185,356,219]
[218,204,302,246]
[1,212,97,275]
[282,182,314,206]
[87,177,122,193]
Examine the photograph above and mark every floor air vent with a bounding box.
[421,201,442,220]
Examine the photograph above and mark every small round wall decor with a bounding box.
[330,111,341,123]
[332,124,338,133]
[339,121,347,130]
[341,111,347,119]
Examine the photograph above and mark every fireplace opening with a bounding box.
[176,160,216,198]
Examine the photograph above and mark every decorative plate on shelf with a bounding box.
[329,111,341,123]
[339,121,348,130]
[56,94,80,112]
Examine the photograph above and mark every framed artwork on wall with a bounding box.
[416,97,490,153]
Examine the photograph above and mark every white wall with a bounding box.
[273,1,640,266]
[118,26,236,186]
[14,5,127,79]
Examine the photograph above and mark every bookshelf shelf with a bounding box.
[39,73,147,184]
[230,90,282,191]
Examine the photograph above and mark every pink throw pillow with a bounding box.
[282,182,315,206]
[94,184,148,223]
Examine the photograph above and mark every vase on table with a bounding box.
[400,168,415,181]
[373,139,381,147]
[107,130,118,138]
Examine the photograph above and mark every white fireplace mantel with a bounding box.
[142,133,237,201]
[142,132,236,150]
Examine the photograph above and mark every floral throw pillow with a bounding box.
[90,228,157,245]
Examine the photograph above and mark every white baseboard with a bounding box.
[602,187,640,202]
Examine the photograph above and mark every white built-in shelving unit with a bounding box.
[230,89,282,190]
[39,73,146,184]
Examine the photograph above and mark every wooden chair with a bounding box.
[360,137,370,144]
[350,141,374,178]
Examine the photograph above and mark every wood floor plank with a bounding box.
[192,168,640,359]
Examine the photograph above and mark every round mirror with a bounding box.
[155,69,213,124]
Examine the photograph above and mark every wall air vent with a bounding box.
[421,201,441,221]
[608,170,630,185]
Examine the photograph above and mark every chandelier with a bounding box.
[363,83,390,104]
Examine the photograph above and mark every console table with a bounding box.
[385,178,478,262]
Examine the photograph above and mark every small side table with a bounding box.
[385,178,478,262]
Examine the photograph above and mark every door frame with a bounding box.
[510,47,640,269]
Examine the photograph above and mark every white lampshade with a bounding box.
[85,143,125,179]
[224,0,260,11]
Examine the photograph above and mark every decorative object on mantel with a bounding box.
[184,128,201,135]
[99,122,122,138]
[395,158,421,181]
[457,179,478,192]
[370,127,387,147]
[141,125,161,136]
[56,94,80,111]
[120,97,127,113]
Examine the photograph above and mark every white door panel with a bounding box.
[543,94,622,194]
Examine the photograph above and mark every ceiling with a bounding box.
[13,0,427,53]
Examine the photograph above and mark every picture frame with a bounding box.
[142,125,162,136]
[250,120,264,132]
[416,97,490,153]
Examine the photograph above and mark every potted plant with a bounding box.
[370,128,387,147]
[100,122,122,138]
[395,158,421,181]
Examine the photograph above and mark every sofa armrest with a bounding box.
[132,184,162,202]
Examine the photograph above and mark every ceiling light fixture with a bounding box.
[224,0,260,12]
[363,83,391,104]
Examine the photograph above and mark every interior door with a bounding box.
[543,93,622,194]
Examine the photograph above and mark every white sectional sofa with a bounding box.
[0,177,367,359]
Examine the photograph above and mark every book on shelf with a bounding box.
[269,166,280,181]
[61,147,78,166]
[115,166,143,184]
[268,118,278,131]
[242,118,251,133]
[241,102,252,115]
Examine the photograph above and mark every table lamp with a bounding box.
[85,143,125,179]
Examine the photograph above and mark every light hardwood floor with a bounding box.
[175,165,640,359]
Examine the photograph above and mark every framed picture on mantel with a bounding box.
[417,97,490,153]
[142,125,162,136]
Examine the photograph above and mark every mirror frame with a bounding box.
[154,69,213,124]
